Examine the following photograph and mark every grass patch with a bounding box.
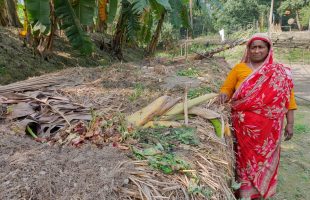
[177,67,200,77]
[128,83,145,102]
[294,124,310,134]
[188,86,213,99]
[274,48,310,63]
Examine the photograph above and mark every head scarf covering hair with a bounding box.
[241,33,273,65]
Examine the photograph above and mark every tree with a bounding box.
[0,0,22,27]
[213,0,260,33]
[277,0,309,30]
[299,3,310,29]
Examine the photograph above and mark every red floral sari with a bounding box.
[232,35,293,199]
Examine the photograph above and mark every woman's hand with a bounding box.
[284,123,294,141]
[218,93,229,104]
[284,110,294,141]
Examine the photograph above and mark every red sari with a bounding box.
[231,35,293,199]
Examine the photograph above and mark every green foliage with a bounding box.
[156,0,172,11]
[128,83,145,101]
[54,0,93,55]
[24,0,51,34]
[188,179,212,197]
[133,144,190,174]
[158,21,179,49]
[131,0,150,14]
[213,0,260,33]
[277,0,306,14]
[188,86,213,99]
[136,127,199,150]
[300,4,310,28]
[17,3,26,25]
[274,48,310,63]
[169,0,190,29]
[294,124,310,134]
[107,0,118,23]
[148,153,189,174]
[71,0,96,25]
[132,127,198,174]
[140,11,154,43]
[177,67,200,77]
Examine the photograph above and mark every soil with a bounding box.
[0,134,132,200]
[0,26,143,85]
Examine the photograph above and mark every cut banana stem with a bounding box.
[127,96,171,127]
[165,93,218,116]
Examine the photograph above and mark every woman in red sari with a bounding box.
[219,34,296,199]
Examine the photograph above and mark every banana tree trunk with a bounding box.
[147,11,166,55]
[46,0,56,50]
[0,0,22,27]
[112,1,129,60]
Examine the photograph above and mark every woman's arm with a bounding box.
[284,109,294,141]
[219,67,238,104]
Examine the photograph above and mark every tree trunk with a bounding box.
[0,0,22,27]
[295,10,302,31]
[112,1,129,60]
[0,1,9,26]
[147,11,166,56]
[46,0,56,50]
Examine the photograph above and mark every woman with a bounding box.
[219,34,297,199]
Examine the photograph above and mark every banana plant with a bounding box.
[71,0,96,25]
[23,0,94,55]
[24,0,51,34]
[109,0,191,57]
[54,0,94,54]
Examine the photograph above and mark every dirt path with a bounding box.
[289,63,310,101]
[272,62,310,200]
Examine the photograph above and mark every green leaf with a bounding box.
[107,0,118,23]
[168,0,190,28]
[24,0,51,34]
[149,0,165,18]
[54,0,93,55]
[156,0,171,11]
[132,0,149,14]
[72,0,96,25]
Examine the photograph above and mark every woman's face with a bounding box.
[249,40,269,63]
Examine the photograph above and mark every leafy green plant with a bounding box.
[148,153,190,174]
[54,0,93,55]
[71,0,96,25]
[135,127,199,150]
[25,0,51,34]
[177,67,200,77]
[188,178,212,197]
[132,144,190,174]
[300,4,310,28]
